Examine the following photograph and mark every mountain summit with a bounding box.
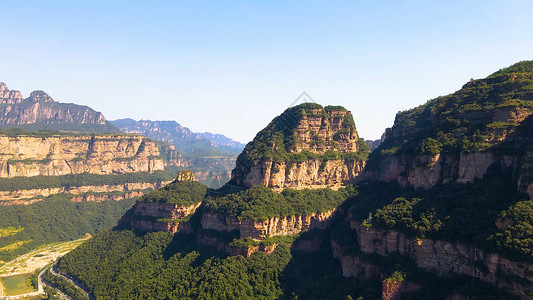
[230,103,369,189]
[0,82,118,133]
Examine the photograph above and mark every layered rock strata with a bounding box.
[0,181,170,202]
[120,202,201,233]
[0,134,165,178]
[200,209,336,240]
[230,104,368,189]
[334,221,533,299]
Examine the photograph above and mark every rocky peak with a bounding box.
[27,90,54,103]
[0,82,24,104]
[175,170,196,182]
[230,103,368,189]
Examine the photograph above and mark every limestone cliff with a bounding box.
[0,134,165,178]
[230,103,369,189]
[118,170,206,232]
[0,181,170,203]
[200,209,336,240]
[335,221,533,299]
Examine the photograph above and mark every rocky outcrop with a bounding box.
[0,82,24,104]
[0,134,165,178]
[348,221,533,299]
[235,159,364,191]
[119,202,201,233]
[0,181,170,202]
[231,104,368,189]
[196,234,278,257]
[361,67,533,198]
[200,209,336,240]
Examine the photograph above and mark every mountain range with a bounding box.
[111,119,245,157]
[53,60,533,300]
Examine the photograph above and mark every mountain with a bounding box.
[52,62,533,300]
[110,118,245,156]
[0,82,118,133]
[230,103,369,189]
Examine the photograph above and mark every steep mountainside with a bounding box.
[0,82,118,133]
[340,61,533,299]
[363,61,533,197]
[230,103,369,189]
[111,119,245,156]
[53,62,533,300]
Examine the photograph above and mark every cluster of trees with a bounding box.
[0,197,136,262]
[203,185,356,221]
[353,167,531,261]
[56,230,291,299]
[489,200,533,260]
[0,171,175,191]
[42,269,88,300]
[56,229,377,299]
[237,103,367,165]
[140,180,207,205]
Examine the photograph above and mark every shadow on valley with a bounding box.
[55,165,528,299]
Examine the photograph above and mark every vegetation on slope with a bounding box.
[236,103,369,165]
[56,229,379,300]
[0,197,136,263]
[42,268,88,300]
[368,60,533,168]
[349,166,531,261]
[0,171,175,191]
[139,180,207,205]
[203,185,356,221]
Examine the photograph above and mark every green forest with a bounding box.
[139,180,207,205]
[203,185,356,221]
[0,171,175,192]
[0,197,136,263]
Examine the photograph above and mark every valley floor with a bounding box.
[0,237,89,298]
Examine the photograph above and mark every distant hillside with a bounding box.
[0,82,118,133]
[111,119,245,156]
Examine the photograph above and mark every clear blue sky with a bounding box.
[1,1,532,143]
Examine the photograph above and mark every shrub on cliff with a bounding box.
[139,180,207,205]
[203,185,356,221]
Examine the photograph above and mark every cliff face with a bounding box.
[119,202,201,232]
[0,181,170,203]
[339,221,533,299]
[0,82,24,104]
[361,67,533,197]
[0,82,117,133]
[200,209,336,240]
[236,159,364,190]
[118,171,206,232]
[0,134,165,178]
[231,103,368,189]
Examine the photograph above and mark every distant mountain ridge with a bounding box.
[0,82,118,133]
[111,118,245,156]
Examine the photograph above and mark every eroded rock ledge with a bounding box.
[332,221,533,299]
